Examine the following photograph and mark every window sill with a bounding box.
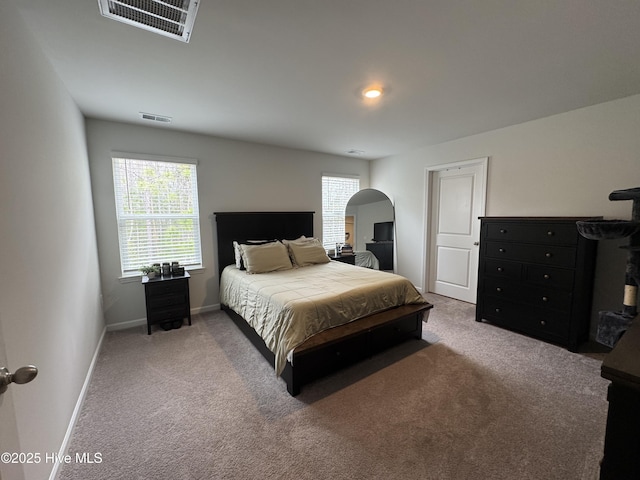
[118,275,143,284]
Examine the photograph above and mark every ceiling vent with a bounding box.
[139,112,172,123]
[98,0,200,43]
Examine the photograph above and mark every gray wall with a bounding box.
[85,119,371,327]
[371,94,640,335]
[0,3,105,480]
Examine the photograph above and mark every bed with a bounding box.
[355,250,379,269]
[215,211,433,395]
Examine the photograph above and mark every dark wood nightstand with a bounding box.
[330,254,355,265]
[142,271,192,334]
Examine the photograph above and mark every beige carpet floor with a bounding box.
[56,293,609,480]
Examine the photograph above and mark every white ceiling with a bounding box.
[13,0,640,160]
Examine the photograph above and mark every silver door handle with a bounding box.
[0,365,38,395]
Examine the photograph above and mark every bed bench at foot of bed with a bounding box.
[222,303,433,396]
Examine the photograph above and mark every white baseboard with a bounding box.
[192,303,220,315]
[49,326,106,480]
[106,317,146,331]
[105,304,221,332]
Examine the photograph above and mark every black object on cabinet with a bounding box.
[366,242,394,270]
[475,217,599,351]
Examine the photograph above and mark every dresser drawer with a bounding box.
[485,222,579,245]
[480,297,569,339]
[147,292,187,309]
[482,277,523,300]
[146,279,187,297]
[521,287,573,312]
[524,264,575,288]
[147,305,189,323]
[485,241,577,267]
[484,278,573,312]
[483,259,522,279]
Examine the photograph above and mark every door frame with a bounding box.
[423,157,488,300]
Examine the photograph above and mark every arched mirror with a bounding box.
[345,189,395,271]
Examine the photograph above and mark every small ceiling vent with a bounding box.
[139,112,172,123]
[98,0,200,43]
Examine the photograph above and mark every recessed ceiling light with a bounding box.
[362,86,383,99]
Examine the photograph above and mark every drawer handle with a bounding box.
[497,267,504,272]
[496,287,502,293]
[547,231,554,236]
[542,296,548,302]
[499,248,506,253]
[543,274,550,280]
[500,229,507,234]
[545,252,552,258]
[540,320,546,326]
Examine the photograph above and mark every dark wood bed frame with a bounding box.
[215,211,433,396]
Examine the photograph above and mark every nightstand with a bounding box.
[142,271,192,335]
[330,254,355,265]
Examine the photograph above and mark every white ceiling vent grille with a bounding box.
[139,112,172,123]
[98,0,200,43]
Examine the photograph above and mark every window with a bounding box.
[322,175,360,251]
[112,154,202,276]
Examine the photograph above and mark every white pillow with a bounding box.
[240,241,293,274]
[233,241,243,268]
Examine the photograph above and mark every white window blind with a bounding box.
[322,175,360,251]
[112,155,202,276]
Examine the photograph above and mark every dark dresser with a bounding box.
[366,242,394,270]
[142,271,192,334]
[476,217,599,351]
[600,318,640,479]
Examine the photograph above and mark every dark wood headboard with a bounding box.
[214,211,314,277]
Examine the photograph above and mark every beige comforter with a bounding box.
[220,261,428,375]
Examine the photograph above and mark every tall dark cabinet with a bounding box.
[475,217,599,351]
[366,242,394,270]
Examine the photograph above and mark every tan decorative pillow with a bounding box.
[285,238,330,267]
[240,241,293,274]
[233,239,275,269]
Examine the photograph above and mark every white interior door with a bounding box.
[427,159,487,303]
[0,314,22,480]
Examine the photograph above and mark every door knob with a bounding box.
[0,365,38,395]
